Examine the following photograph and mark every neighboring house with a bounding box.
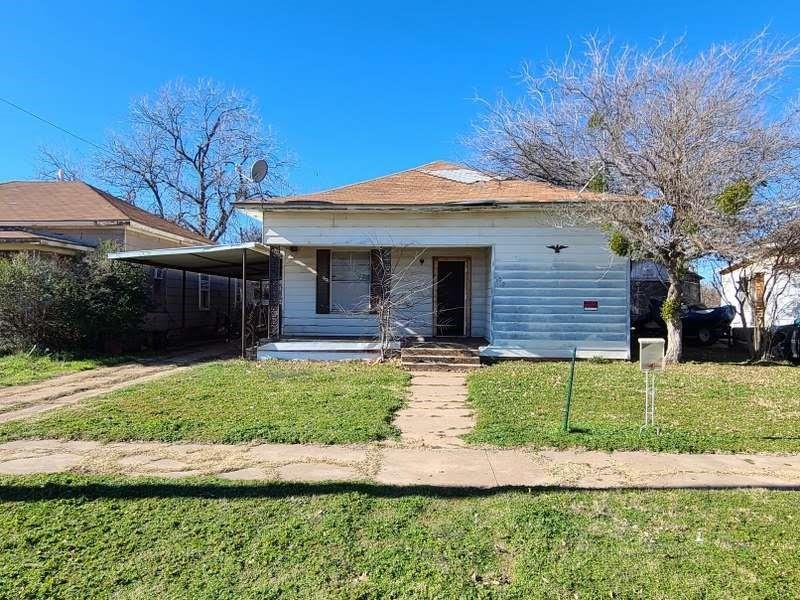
[0,181,232,344]
[227,161,632,359]
[718,260,800,330]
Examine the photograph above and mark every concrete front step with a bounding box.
[401,354,481,365]
[401,362,481,372]
[401,348,479,359]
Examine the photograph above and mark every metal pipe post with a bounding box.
[561,346,577,433]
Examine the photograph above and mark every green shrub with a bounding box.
[72,243,150,350]
[0,253,80,353]
[0,243,148,354]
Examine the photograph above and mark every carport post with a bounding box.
[241,248,247,358]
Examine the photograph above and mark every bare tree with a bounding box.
[371,247,440,359]
[95,79,283,241]
[699,282,721,308]
[336,245,438,360]
[37,146,84,181]
[469,33,800,363]
[234,221,263,243]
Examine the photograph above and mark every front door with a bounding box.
[434,258,469,337]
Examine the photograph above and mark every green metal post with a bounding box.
[561,347,577,433]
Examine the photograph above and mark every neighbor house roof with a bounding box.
[0,227,96,254]
[0,181,212,244]
[236,161,617,209]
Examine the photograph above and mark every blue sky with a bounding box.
[1,0,799,195]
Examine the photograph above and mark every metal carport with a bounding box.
[109,242,282,358]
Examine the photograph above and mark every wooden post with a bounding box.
[241,249,247,359]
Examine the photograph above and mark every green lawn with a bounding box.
[0,353,106,387]
[467,361,800,453]
[0,360,409,444]
[0,475,797,598]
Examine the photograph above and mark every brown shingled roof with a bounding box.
[0,181,212,244]
[237,161,612,208]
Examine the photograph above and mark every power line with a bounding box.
[0,95,109,155]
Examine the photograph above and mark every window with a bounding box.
[330,251,370,313]
[198,273,211,311]
[151,268,166,311]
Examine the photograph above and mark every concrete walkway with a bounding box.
[392,371,475,447]
[1,439,799,489]
[0,343,235,424]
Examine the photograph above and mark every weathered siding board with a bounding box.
[260,209,630,358]
[492,252,628,354]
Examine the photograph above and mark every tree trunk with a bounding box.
[663,272,684,365]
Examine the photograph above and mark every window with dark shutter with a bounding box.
[330,251,370,313]
[316,249,331,314]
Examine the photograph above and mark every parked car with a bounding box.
[681,304,737,345]
[769,318,800,364]
[633,299,736,346]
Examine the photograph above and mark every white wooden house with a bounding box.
[718,260,800,330]
[112,161,631,360]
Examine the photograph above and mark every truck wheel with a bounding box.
[696,327,717,346]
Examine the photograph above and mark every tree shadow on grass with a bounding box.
[0,478,799,502]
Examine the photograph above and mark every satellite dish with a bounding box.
[251,159,268,183]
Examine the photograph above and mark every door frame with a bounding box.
[432,256,471,337]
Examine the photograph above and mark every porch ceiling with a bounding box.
[108,242,271,280]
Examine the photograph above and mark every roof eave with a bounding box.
[234,200,592,213]
[0,219,130,227]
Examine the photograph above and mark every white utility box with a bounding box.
[639,338,665,372]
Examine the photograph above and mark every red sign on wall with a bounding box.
[583,300,599,311]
